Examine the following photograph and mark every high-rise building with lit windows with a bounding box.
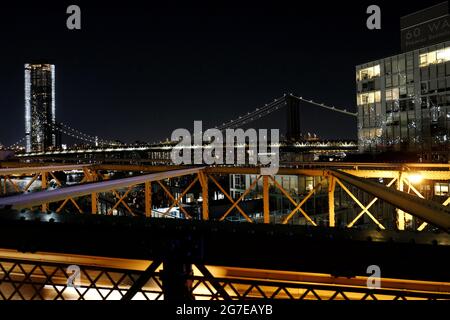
[356,2,450,161]
[25,63,57,153]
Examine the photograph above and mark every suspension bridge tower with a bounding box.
[285,95,301,141]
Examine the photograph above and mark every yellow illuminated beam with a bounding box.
[347,178,396,228]
[335,178,385,230]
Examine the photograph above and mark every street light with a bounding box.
[408,173,423,184]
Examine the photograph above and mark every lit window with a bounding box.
[392,88,399,100]
[357,91,381,105]
[357,65,381,81]
[386,88,399,101]
[386,89,392,101]
[437,47,450,62]
[420,47,450,67]
[373,65,380,76]
[375,91,381,103]
[434,182,449,196]
[361,94,369,104]
[419,54,427,67]
[375,128,383,137]
[305,177,314,191]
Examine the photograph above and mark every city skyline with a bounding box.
[0,0,445,147]
[0,1,449,305]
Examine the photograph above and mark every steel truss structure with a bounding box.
[1,257,449,301]
[0,163,449,231]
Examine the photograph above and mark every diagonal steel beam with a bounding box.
[157,180,192,219]
[121,260,162,300]
[271,176,319,226]
[5,176,20,193]
[23,173,40,192]
[208,175,254,222]
[195,264,232,301]
[164,177,199,215]
[335,177,385,230]
[331,170,450,232]
[219,176,260,222]
[347,178,396,228]
[111,188,134,215]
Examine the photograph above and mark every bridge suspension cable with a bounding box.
[214,93,357,132]
[289,94,357,117]
[49,122,119,146]
[215,96,287,131]
[58,122,99,142]
[5,123,121,151]
[7,136,26,149]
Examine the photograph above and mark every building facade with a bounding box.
[356,3,450,161]
[25,63,57,153]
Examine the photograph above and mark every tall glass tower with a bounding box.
[25,63,56,153]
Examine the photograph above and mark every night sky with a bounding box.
[0,0,445,146]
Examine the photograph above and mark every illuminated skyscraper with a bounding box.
[25,63,56,153]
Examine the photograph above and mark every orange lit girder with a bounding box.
[110,188,135,216]
[347,178,396,228]
[41,172,48,212]
[156,180,192,219]
[91,192,98,214]
[56,197,83,213]
[162,176,198,216]
[221,175,260,222]
[6,162,450,181]
[334,177,386,230]
[198,172,209,220]
[1,171,58,196]
[401,177,428,231]
[23,173,40,192]
[48,172,62,187]
[272,176,320,226]
[209,174,255,223]
[328,176,336,227]
[92,164,188,173]
[1,177,5,194]
[0,165,95,197]
[397,173,407,231]
[5,176,20,193]
[77,167,94,185]
[145,181,152,218]
[263,175,270,224]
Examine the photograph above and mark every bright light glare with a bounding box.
[408,173,423,184]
